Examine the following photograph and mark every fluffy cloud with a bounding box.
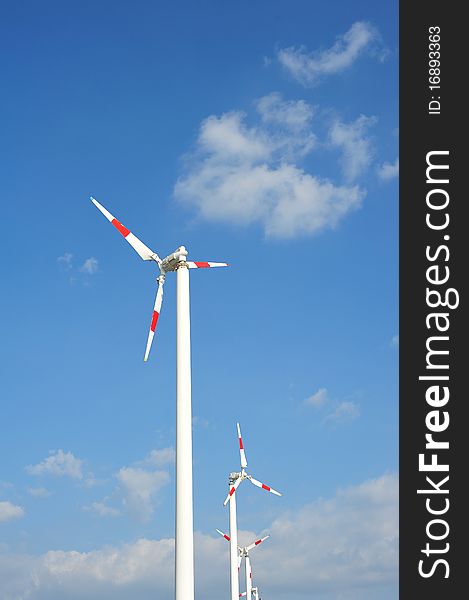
[378,158,399,181]
[80,257,99,275]
[0,501,24,523]
[304,387,328,407]
[26,450,84,480]
[57,252,73,270]
[138,447,176,468]
[175,95,364,239]
[116,467,170,523]
[278,22,380,86]
[304,390,360,425]
[0,473,397,599]
[329,115,377,181]
[324,400,360,423]
[83,501,121,518]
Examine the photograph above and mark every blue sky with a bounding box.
[1,1,398,598]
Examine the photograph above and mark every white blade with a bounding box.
[238,555,242,572]
[91,197,160,263]
[248,476,282,497]
[216,528,231,542]
[237,422,248,469]
[245,535,270,553]
[144,279,164,362]
[186,261,229,268]
[223,475,243,506]
[239,593,247,598]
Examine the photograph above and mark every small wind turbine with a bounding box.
[216,528,269,600]
[224,423,281,600]
[90,197,228,600]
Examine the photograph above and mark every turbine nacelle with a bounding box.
[161,246,188,272]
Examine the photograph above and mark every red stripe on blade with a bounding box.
[239,437,244,449]
[255,539,261,545]
[150,311,160,332]
[112,218,130,237]
[224,534,230,541]
[194,261,210,268]
[262,484,271,491]
[229,487,236,496]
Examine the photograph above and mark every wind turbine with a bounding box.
[224,423,281,600]
[90,197,228,600]
[216,528,269,600]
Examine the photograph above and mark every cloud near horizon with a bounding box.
[0,473,397,599]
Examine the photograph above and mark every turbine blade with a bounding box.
[248,476,282,497]
[237,422,248,469]
[223,475,242,506]
[144,279,164,362]
[239,593,246,598]
[186,261,229,268]
[216,528,231,542]
[91,197,160,262]
[245,535,270,552]
[238,555,242,572]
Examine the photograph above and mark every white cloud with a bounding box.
[138,447,176,468]
[83,501,121,518]
[57,252,73,270]
[256,93,316,157]
[378,158,399,181]
[80,257,99,275]
[256,473,398,597]
[27,487,51,498]
[278,21,380,86]
[26,450,84,480]
[329,115,377,181]
[304,388,328,408]
[116,467,170,523]
[0,473,397,599]
[325,401,360,423]
[175,98,364,239]
[0,501,24,523]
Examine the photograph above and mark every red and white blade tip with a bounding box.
[187,261,229,269]
[215,528,231,541]
[246,535,270,552]
[144,282,164,362]
[249,476,282,497]
[236,422,248,469]
[90,197,160,263]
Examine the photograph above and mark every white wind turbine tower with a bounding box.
[90,197,228,600]
[216,528,269,600]
[224,423,282,600]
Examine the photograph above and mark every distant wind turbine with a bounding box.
[216,528,269,600]
[224,423,282,600]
